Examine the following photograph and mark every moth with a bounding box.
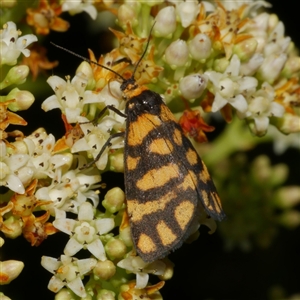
[51,27,226,263]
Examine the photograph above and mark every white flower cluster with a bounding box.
[40,61,166,296]
[160,1,289,135]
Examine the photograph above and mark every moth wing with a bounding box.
[124,98,224,262]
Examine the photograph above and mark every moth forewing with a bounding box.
[123,89,225,262]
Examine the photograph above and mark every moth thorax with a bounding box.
[122,83,148,100]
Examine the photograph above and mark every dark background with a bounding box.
[1,1,300,299]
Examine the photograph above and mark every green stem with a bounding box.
[198,117,272,166]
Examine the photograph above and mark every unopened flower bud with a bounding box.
[102,187,125,213]
[97,289,115,300]
[179,74,208,100]
[76,61,95,90]
[257,53,287,84]
[154,6,176,38]
[282,55,300,77]
[105,238,127,260]
[1,65,29,87]
[213,57,230,73]
[276,112,300,134]
[0,260,24,284]
[93,260,116,280]
[119,225,133,247]
[3,216,23,239]
[233,38,258,62]
[109,151,124,172]
[268,13,279,32]
[165,40,189,68]
[0,237,4,247]
[189,33,212,61]
[118,3,140,27]
[158,258,174,281]
[55,289,75,300]
[6,88,34,111]
[176,0,199,28]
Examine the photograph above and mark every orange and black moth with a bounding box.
[120,77,225,262]
[52,31,226,263]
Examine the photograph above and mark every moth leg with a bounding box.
[79,105,127,169]
[80,131,125,170]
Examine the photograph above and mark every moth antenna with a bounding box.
[131,22,156,78]
[50,42,126,81]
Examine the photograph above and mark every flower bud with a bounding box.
[55,288,75,300]
[97,289,116,300]
[158,258,174,281]
[233,38,258,62]
[154,6,177,38]
[6,88,34,111]
[213,57,230,73]
[1,65,29,87]
[118,3,140,27]
[119,225,133,247]
[257,53,287,84]
[3,216,23,239]
[165,40,189,68]
[93,260,116,280]
[105,238,127,260]
[176,0,199,28]
[0,237,4,247]
[179,74,208,100]
[109,151,124,173]
[0,260,24,284]
[102,187,125,213]
[76,61,95,90]
[189,33,212,61]
[282,55,300,77]
[276,112,300,134]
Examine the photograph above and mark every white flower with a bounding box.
[61,0,97,20]
[205,54,258,113]
[73,115,124,170]
[53,202,114,261]
[264,21,291,57]
[221,0,270,13]
[117,256,166,289]
[0,21,37,65]
[42,73,100,124]
[0,141,30,194]
[41,255,97,298]
[239,82,285,133]
[21,132,72,179]
[35,169,101,214]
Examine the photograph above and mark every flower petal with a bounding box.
[86,239,106,261]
